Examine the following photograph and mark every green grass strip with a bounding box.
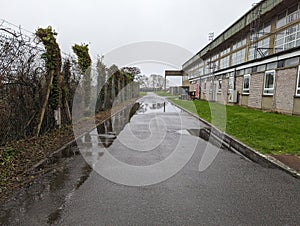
[169,98,300,156]
[154,91,177,97]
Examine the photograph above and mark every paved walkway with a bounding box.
[2,93,300,225]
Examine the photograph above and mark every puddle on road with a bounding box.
[0,99,183,225]
[0,147,93,225]
[137,95,182,114]
[47,208,62,225]
[175,128,210,141]
[138,101,182,114]
[47,163,92,225]
[0,102,141,225]
[175,129,191,135]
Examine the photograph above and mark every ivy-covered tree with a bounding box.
[61,59,72,122]
[35,26,62,136]
[96,56,106,112]
[72,44,92,112]
[107,64,119,106]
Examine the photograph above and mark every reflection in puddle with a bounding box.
[47,163,92,225]
[97,119,116,148]
[80,100,183,169]
[138,101,181,114]
[0,151,93,225]
[80,103,141,167]
[0,100,183,225]
[75,164,92,189]
[175,129,191,135]
[47,208,62,225]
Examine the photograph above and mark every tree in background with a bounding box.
[61,59,72,122]
[72,44,92,114]
[138,74,169,91]
[122,66,141,81]
[107,64,119,107]
[96,56,106,112]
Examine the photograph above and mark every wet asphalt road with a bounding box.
[2,93,300,225]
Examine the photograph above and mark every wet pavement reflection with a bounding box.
[137,96,182,114]
[0,148,92,225]
[0,97,185,225]
[79,97,184,168]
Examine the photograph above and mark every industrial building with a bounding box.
[182,0,300,115]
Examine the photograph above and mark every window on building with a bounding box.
[264,70,275,95]
[278,60,285,68]
[296,66,300,96]
[232,37,247,50]
[287,4,299,23]
[248,47,255,61]
[277,11,287,28]
[204,80,207,93]
[237,69,245,76]
[211,53,219,61]
[245,67,252,74]
[220,46,230,57]
[228,76,234,91]
[204,60,212,75]
[248,37,270,60]
[257,64,266,72]
[267,62,277,70]
[218,79,222,93]
[277,57,299,68]
[211,61,219,71]
[243,74,250,94]
[258,37,271,57]
[276,4,300,29]
[232,48,246,66]
[220,55,230,69]
[258,22,271,38]
[275,24,300,53]
[285,57,299,67]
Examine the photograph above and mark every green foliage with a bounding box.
[83,67,92,109]
[95,58,106,112]
[72,44,92,110]
[50,75,61,109]
[122,67,141,81]
[139,92,147,97]
[36,26,61,71]
[124,73,133,82]
[155,91,174,97]
[62,60,72,100]
[108,64,119,75]
[35,26,62,109]
[1,147,16,163]
[72,44,92,74]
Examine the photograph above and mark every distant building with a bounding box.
[183,0,300,115]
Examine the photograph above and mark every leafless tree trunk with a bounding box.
[64,96,72,122]
[36,70,54,136]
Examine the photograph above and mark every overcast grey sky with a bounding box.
[1,0,256,84]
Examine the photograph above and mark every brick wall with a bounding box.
[248,73,263,109]
[274,68,297,114]
[236,76,243,105]
[200,79,208,100]
[221,78,228,104]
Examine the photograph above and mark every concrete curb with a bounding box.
[169,99,300,179]
[27,101,139,174]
